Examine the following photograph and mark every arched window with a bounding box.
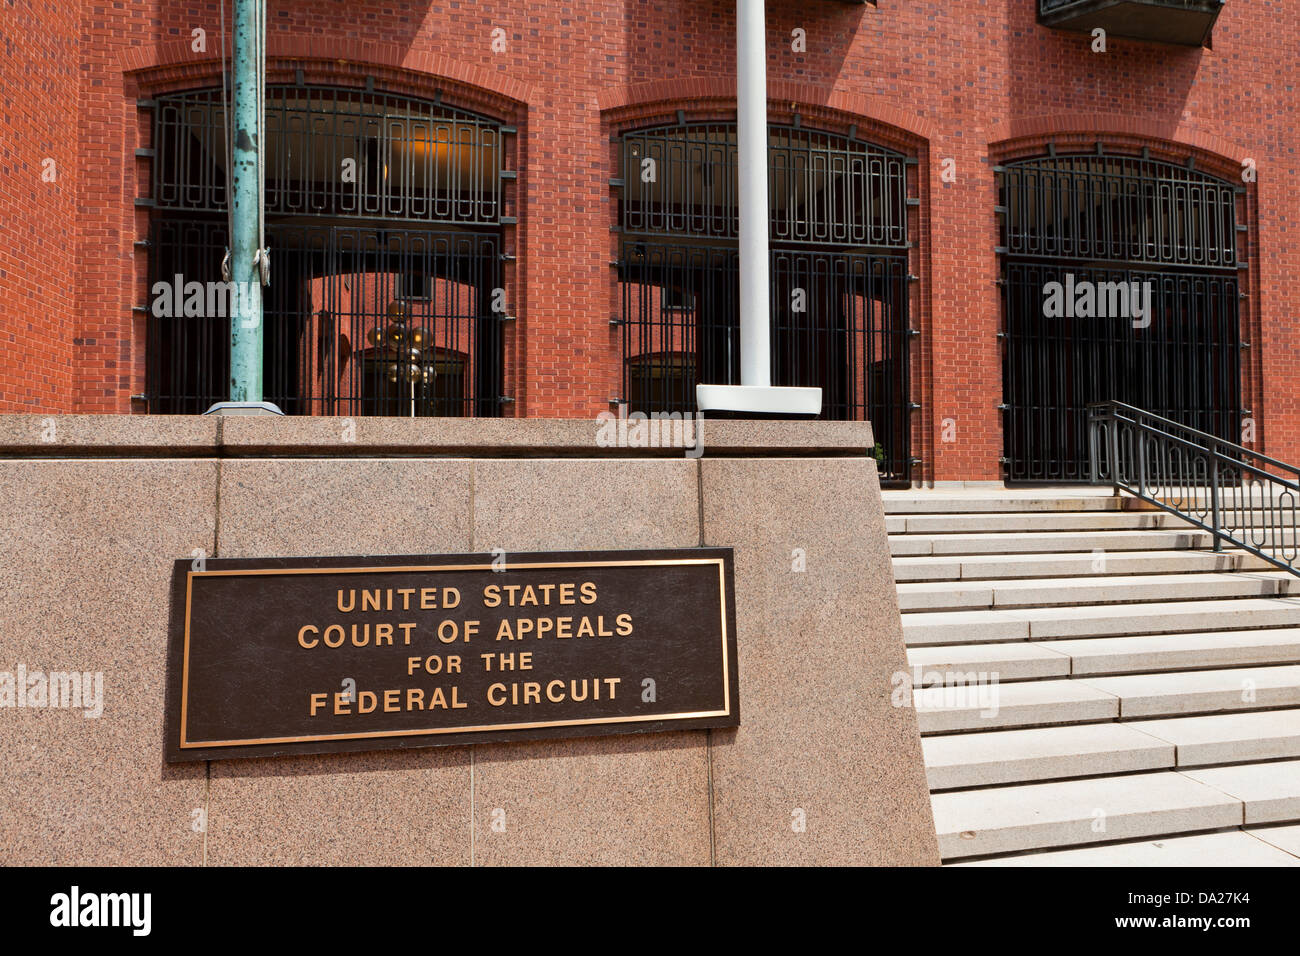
[997,148,1244,482]
[615,120,914,482]
[146,84,510,416]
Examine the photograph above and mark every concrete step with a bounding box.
[890,511,1181,535]
[1181,760,1300,825]
[895,490,1300,863]
[891,528,1218,557]
[931,770,1242,859]
[1049,629,1300,675]
[892,549,1276,583]
[907,643,1071,682]
[949,829,1300,866]
[903,598,1300,646]
[923,723,1174,789]
[914,678,1117,734]
[898,581,996,611]
[897,570,1300,612]
[1247,823,1300,857]
[1129,710,1300,766]
[910,631,1300,681]
[1076,665,1300,718]
[882,493,1128,515]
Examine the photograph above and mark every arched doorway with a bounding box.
[998,148,1244,481]
[615,121,914,482]
[146,84,509,416]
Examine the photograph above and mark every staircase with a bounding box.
[885,487,1300,865]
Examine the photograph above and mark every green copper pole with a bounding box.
[228,0,263,402]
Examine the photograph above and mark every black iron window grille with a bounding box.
[616,122,914,483]
[620,123,908,248]
[998,150,1245,483]
[1001,152,1237,270]
[146,84,508,416]
[147,220,502,417]
[153,85,504,225]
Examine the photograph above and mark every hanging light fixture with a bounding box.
[364,298,431,416]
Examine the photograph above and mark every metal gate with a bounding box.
[615,122,914,482]
[147,219,502,416]
[145,84,507,416]
[997,149,1244,482]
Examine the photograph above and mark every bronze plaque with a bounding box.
[164,549,738,761]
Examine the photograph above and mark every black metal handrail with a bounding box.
[1088,401,1300,574]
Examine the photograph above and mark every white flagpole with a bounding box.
[696,0,820,417]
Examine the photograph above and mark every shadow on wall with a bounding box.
[621,0,865,94]
[1004,0,1203,134]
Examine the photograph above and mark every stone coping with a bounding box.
[0,414,876,459]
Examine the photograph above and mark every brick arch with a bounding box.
[125,46,529,420]
[119,38,534,120]
[601,87,928,484]
[988,117,1263,484]
[599,78,933,155]
[989,113,1250,183]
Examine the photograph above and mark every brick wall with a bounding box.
[4,1,1298,479]
[0,0,81,412]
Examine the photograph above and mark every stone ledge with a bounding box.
[0,414,219,455]
[0,414,875,459]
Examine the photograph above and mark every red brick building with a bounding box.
[2,0,1292,484]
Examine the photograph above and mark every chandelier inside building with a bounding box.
[363,300,439,417]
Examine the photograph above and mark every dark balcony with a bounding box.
[1038,0,1224,47]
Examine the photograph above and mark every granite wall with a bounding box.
[0,415,937,866]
